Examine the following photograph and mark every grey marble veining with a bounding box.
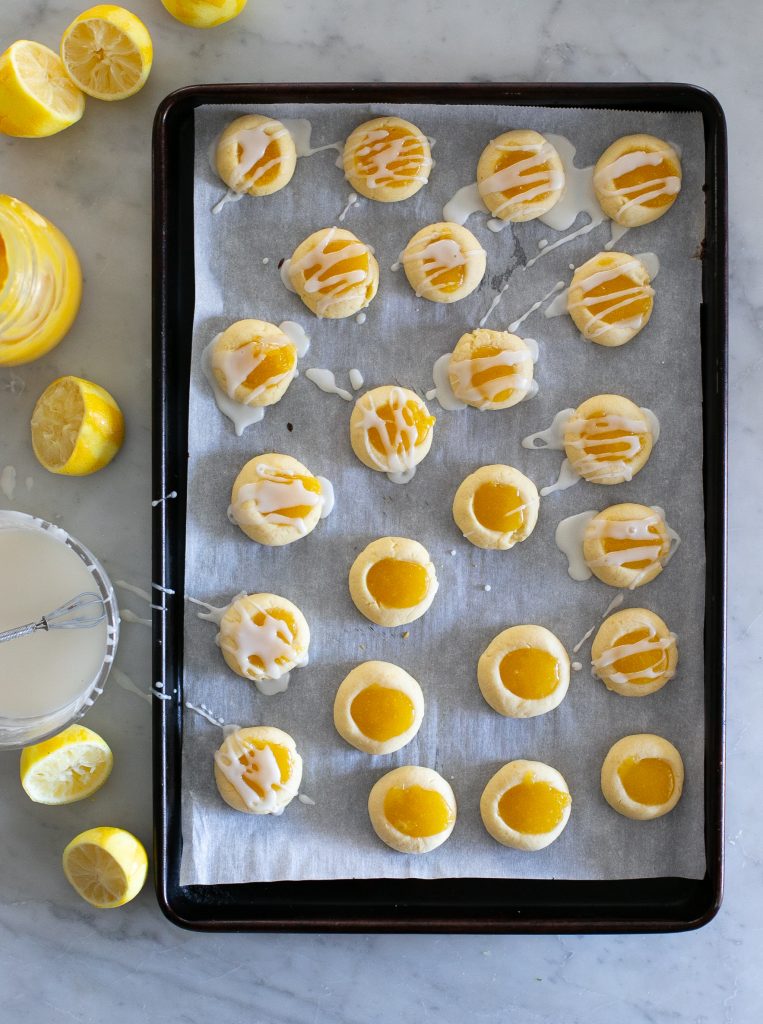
[0,1,758,1021]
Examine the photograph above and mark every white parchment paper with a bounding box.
[179,102,706,885]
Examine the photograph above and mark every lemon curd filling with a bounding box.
[259,471,321,520]
[366,558,429,609]
[238,740,292,798]
[305,238,368,297]
[238,137,282,188]
[586,272,652,324]
[246,608,297,670]
[472,481,525,534]
[601,527,662,571]
[611,627,668,683]
[367,400,435,456]
[383,785,453,837]
[499,647,561,700]
[354,126,424,188]
[469,344,517,403]
[493,147,553,204]
[423,230,466,293]
[580,418,643,461]
[498,776,570,834]
[244,341,296,390]
[617,755,675,805]
[613,152,676,209]
[350,684,416,741]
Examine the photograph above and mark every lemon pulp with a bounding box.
[468,343,516,403]
[586,271,651,324]
[260,470,321,520]
[498,776,570,834]
[472,481,525,534]
[499,648,561,700]
[366,558,429,609]
[31,376,84,467]
[612,627,668,683]
[305,238,368,298]
[423,230,464,293]
[602,525,662,571]
[354,125,424,189]
[618,756,674,805]
[243,341,296,390]
[238,740,292,798]
[350,684,415,741]
[367,400,434,456]
[493,147,553,205]
[239,137,282,188]
[613,151,676,210]
[383,785,453,837]
[246,608,296,671]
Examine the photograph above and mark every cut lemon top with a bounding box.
[0,41,85,138]
[31,375,125,476]
[161,1,248,29]
[61,6,153,101]
[62,826,147,908]
[20,724,113,805]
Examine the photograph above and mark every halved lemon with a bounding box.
[63,827,148,908]
[31,375,125,476]
[0,41,85,138]
[61,5,153,101]
[161,0,248,29]
[20,725,113,805]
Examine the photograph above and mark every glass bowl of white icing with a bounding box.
[0,510,119,748]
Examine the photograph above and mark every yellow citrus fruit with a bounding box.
[62,827,148,908]
[31,375,125,476]
[161,0,248,29]
[61,5,153,101]
[0,41,85,138]
[20,725,113,805]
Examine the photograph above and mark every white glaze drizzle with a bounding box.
[442,182,488,224]
[592,627,677,687]
[305,368,353,401]
[358,386,428,482]
[338,192,359,221]
[120,609,151,628]
[231,463,332,536]
[403,238,484,297]
[349,368,364,390]
[185,700,225,727]
[478,141,564,217]
[279,320,311,356]
[427,353,467,411]
[228,122,289,190]
[201,335,265,436]
[1,465,17,499]
[289,227,371,317]
[344,128,430,189]
[605,221,630,251]
[507,281,566,332]
[280,258,296,293]
[448,348,533,407]
[555,510,597,581]
[186,594,232,625]
[219,598,304,682]
[355,312,367,325]
[151,491,177,507]
[278,118,343,157]
[567,258,655,339]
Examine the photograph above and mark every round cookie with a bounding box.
[477,129,565,222]
[452,464,539,550]
[592,608,678,697]
[350,385,435,480]
[477,624,570,718]
[368,766,456,854]
[480,760,571,851]
[333,660,424,755]
[288,226,379,319]
[218,592,310,684]
[210,320,297,408]
[583,503,672,589]
[229,453,329,546]
[564,394,655,485]
[594,134,682,227]
[214,726,302,814]
[448,329,535,410]
[215,115,297,196]
[600,734,684,820]
[342,116,432,202]
[567,251,654,347]
[401,222,486,303]
[349,536,438,628]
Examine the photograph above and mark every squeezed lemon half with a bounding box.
[20,725,113,805]
[31,375,125,476]
[62,827,147,908]
[0,41,85,138]
[61,5,153,101]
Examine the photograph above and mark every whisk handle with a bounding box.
[0,619,46,644]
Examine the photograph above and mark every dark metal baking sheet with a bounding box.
[151,82,726,933]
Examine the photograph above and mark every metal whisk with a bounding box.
[0,592,106,644]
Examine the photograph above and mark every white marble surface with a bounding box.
[0,1,757,1020]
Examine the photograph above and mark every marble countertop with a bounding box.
[0,1,757,1021]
